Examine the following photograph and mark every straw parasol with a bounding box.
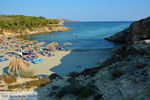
[24,46,34,52]
[51,42,59,49]
[46,42,59,50]
[63,42,72,46]
[34,42,46,49]
[8,57,30,75]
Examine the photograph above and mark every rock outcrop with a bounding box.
[105,17,150,43]
[36,17,150,100]
[0,26,71,36]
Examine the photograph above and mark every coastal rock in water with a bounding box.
[105,17,150,43]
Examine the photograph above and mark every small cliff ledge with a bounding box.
[105,17,150,43]
[0,15,71,36]
[0,26,70,36]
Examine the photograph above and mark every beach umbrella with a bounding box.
[8,57,30,75]
[50,42,58,46]
[34,42,46,48]
[63,42,72,46]
[51,42,59,49]
[45,45,54,50]
[34,44,39,48]
[38,42,46,45]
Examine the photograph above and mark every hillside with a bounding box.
[0,15,71,36]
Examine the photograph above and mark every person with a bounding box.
[18,51,23,58]
[35,53,39,59]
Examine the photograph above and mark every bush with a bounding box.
[94,94,103,100]
[111,69,123,79]
[51,85,60,90]
[55,89,66,98]
[71,85,85,96]
[49,73,62,80]
[0,15,60,29]
[80,88,95,99]
[0,75,17,84]
[8,77,49,90]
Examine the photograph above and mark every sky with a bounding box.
[0,0,150,21]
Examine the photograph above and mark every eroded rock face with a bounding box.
[0,26,71,36]
[105,17,150,43]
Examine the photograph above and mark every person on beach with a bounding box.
[18,51,23,58]
[35,53,39,59]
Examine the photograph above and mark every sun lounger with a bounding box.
[0,55,4,58]
[0,58,9,62]
[48,53,56,57]
[32,58,43,64]
[27,57,35,62]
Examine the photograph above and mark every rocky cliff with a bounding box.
[105,17,150,43]
[0,26,71,36]
[0,15,71,36]
[36,17,150,100]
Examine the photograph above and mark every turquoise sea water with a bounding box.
[26,21,132,50]
[25,21,132,75]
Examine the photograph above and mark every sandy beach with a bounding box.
[0,49,112,76]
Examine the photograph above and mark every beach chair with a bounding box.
[0,58,9,62]
[27,57,35,62]
[48,53,56,57]
[32,58,43,64]
[0,55,4,58]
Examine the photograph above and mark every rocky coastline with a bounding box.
[0,26,71,36]
[38,17,150,100]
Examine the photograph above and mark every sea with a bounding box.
[23,21,132,75]
[24,21,132,50]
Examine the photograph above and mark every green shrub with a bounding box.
[0,15,60,29]
[80,88,95,99]
[111,69,123,79]
[55,89,66,98]
[71,85,85,96]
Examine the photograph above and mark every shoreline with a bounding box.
[0,36,112,76]
[0,49,112,76]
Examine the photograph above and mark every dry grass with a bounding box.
[8,77,50,90]
[0,75,17,84]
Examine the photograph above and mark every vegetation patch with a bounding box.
[111,69,123,79]
[0,75,17,84]
[55,85,71,98]
[49,73,62,80]
[0,15,60,29]
[80,88,95,99]
[8,77,49,90]
[81,67,99,77]
[53,84,96,99]
[51,85,60,90]
[94,94,103,100]
[71,84,85,96]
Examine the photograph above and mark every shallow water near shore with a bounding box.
[22,21,132,50]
